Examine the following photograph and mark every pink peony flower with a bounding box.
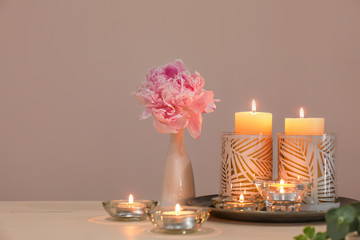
[134,60,218,139]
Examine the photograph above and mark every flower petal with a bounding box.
[170,114,189,130]
[141,108,153,119]
[192,91,215,113]
[187,112,202,140]
[153,118,178,133]
[164,59,186,78]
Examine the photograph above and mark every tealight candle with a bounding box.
[223,194,257,211]
[149,204,210,234]
[285,107,324,135]
[212,194,264,211]
[162,204,196,231]
[267,179,299,201]
[114,194,145,217]
[254,179,312,212]
[269,179,296,189]
[102,194,157,221]
[235,99,272,134]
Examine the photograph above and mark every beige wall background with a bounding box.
[1,0,359,201]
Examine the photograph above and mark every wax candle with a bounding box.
[235,100,272,134]
[162,203,194,216]
[114,194,147,218]
[212,194,264,211]
[269,179,296,189]
[224,194,256,211]
[285,108,324,135]
[149,204,210,234]
[254,179,312,212]
[102,194,156,221]
[269,179,299,200]
[161,204,196,231]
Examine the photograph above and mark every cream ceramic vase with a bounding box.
[161,129,195,206]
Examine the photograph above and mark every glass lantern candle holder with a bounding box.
[278,133,339,211]
[254,179,312,212]
[102,199,158,221]
[220,133,273,198]
[149,204,210,234]
[212,195,265,211]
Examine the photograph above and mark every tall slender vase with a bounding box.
[161,130,195,206]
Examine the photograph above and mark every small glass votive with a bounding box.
[212,194,265,211]
[149,204,210,234]
[254,179,312,212]
[102,198,158,221]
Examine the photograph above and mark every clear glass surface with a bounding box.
[149,206,210,234]
[102,200,158,221]
[212,195,265,211]
[254,179,312,212]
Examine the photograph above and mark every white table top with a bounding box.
[0,201,326,240]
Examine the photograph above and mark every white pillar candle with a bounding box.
[285,108,324,135]
[235,100,272,134]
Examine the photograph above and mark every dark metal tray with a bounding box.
[187,194,359,223]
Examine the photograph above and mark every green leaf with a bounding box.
[294,234,308,240]
[314,232,327,240]
[337,205,356,224]
[351,203,360,235]
[303,226,315,239]
[351,203,360,215]
[326,205,357,240]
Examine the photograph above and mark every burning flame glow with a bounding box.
[300,107,304,119]
[129,194,134,204]
[240,194,244,202]
[252,99,256,114]
[175,203,181,215]
[279,179,285,194]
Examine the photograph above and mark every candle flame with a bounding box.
[175,203,181,215]
[298,176,300,180]
[252,99,256,114]
[240,194,244,202]
[279,179,285,194]
[129,194,134,204]
[300,107,304,119]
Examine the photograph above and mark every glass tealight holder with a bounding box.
[102,200,158,221]
[254,179,312,212]
[149,205,210,234]
[212,195,265,211]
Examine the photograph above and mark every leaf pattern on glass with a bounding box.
[221,134,272,198]
[278,135,336,204]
